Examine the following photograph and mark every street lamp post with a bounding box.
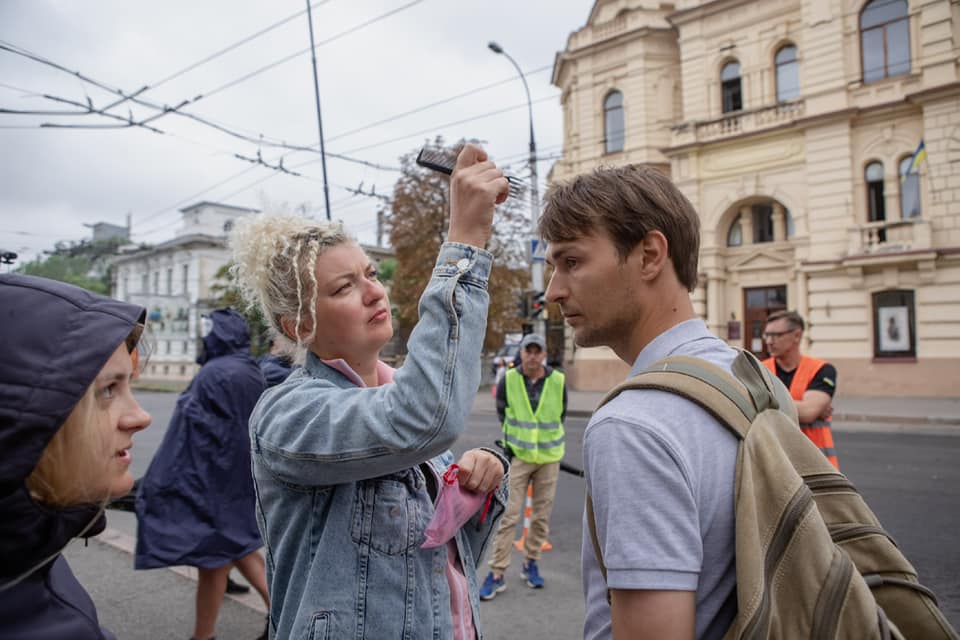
[488,41,544,337]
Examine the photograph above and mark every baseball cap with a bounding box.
[520,333,546,350]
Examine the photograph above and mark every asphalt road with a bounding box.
[76,391,960,639]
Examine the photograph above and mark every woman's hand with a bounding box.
[448,143,509,249]
[455,449,505,494]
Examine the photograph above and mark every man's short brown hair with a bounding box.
[766,310,805,332]
[539,164,701,291]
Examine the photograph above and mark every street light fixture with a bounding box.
[488,41,544,335]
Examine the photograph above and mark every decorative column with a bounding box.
[707,273,725,337]
[796,269,810,349]
[772,202,786,241]
[739,205,754,245]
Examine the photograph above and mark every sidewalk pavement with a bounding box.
[65,535,267,640]
[473,387,960,429]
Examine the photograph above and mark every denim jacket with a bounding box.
[250,243,508,640]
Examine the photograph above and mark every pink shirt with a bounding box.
[321,358,476,639]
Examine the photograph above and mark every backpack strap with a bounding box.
[595,353,761,439]
[585,350,783,595]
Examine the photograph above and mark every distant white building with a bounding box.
[111,201,396,381]
[85,219,130,243]
[111,201,259,381]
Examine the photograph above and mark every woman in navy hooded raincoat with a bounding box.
[135,308,269,640]
[0,274,151,640]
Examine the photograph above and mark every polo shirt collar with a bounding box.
[628,318,713,376]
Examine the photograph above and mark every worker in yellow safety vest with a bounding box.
[480,333,567,600]
[762,310,839,469]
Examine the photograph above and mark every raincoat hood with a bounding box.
[198,308,251,364]
[0,274,145,581]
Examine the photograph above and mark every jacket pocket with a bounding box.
[307,611,329,640]
[351,477,418,555]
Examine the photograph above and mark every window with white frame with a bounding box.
[865,162,886,224]
[775,45,799,102]
[603,91,625,153]
[721,61,742,113]
[860,0,910,83]
[898,156,921,219]
[727,215,743,247]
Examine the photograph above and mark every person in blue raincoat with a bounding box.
[0,274,151,640]
[135,308,269,640]
[257,336,293,388]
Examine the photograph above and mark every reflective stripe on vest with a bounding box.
[502,368,565,464]
[763,355,840,470]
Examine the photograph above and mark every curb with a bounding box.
[832,412,960,427]
[93,527,268,614]
[475,406,960,429]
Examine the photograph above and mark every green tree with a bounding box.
[386,138,530,352]
[18,237,132,294]
[210,263,271,356]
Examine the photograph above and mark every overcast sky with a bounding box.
[0,0,594,263]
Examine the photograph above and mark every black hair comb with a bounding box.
[416,147,526,199]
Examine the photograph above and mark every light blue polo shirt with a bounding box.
[582,319,739,640]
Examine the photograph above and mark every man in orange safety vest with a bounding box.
[762,310,839,469]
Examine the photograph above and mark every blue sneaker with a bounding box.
[522,559,544,588]
[479,572,506,600]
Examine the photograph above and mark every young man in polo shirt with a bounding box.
[541,165,738,640]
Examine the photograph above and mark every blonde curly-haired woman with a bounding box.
[230,144,512,639]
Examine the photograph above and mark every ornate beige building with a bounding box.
[550,0,960,396]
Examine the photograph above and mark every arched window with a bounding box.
[604,91,625,153]
[223,219,234,233]
[721,61,742,113]
[866,162,886,224]
[727,215,743,247]
[861,0,910,83]
[898,156,922,219]
[775,45,799,102]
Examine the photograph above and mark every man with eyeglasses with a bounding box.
[761,310,839,468]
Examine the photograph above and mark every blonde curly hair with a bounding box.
[229,215,353,356]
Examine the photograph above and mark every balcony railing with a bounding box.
[671,100,805,146]
[593,14,627,41]
[847,218,932,257]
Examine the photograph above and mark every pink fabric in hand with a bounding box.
[421,464,488,549]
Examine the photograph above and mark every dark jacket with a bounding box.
[0,274,145,640]
[135,308,266,569]
[258,353,293,388]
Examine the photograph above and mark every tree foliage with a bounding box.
[18,237,131,294]
[385,138,530,352]
[210,263,270,356]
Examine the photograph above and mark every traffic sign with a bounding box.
[530,239,546,263]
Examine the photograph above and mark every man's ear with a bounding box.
[627,231,669,282]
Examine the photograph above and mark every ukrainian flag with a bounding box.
[901,140,926,183]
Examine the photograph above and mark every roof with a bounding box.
[178,201,260,214]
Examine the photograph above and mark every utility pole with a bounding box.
[488,41,544,337]
[306,0,332,220]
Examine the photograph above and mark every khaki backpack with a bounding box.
[586,350,958,640]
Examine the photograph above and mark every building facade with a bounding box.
[111,202,397,381]
[550,0,960,396]
[111,202,260,381]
